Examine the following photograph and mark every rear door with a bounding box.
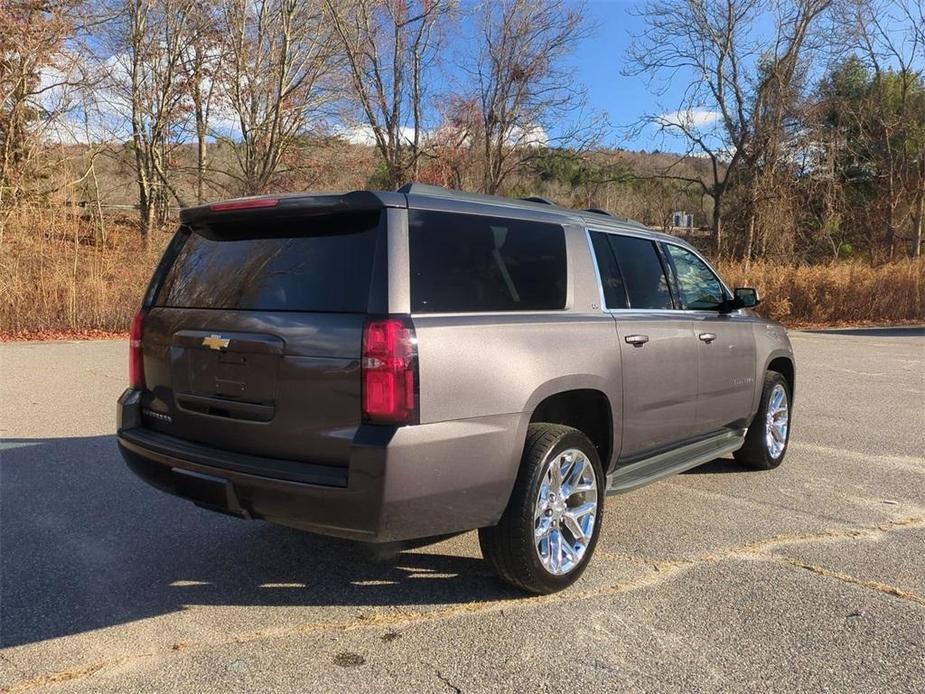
[661,242,757,432]
[139,209,385,468]
[588,231,699,459]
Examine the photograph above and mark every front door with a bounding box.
[661,243,757,432]
[692,313,757,430]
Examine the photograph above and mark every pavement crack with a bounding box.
[435,669,463,693]
[0,652,27,679]
[601,516,925,572]
[2,652,159,693]
[735,515,925,556]
[777,557,925,606]
[226,562,696,644]
[788,443,925,474]
[4,659,120,694]
[662,481,862,527]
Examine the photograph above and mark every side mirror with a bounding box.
[733,287,761,309]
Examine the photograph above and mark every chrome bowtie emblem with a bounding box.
[202,334,230,350]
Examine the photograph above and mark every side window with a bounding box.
[589,231,628,309]
[664,244,726,310]
[607,235,674,310]
[408,210,567,313]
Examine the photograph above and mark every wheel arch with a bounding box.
[483,378,617,530]
[526,386,615,471]
[765,353,796,404]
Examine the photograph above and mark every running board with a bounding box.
[606,429,746,494]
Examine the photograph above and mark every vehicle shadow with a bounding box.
[800,326,925,337]
[0,436,520,648]
[683,457,754,475]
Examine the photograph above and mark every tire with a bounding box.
[479,423,605,594]
[734,371,791,470]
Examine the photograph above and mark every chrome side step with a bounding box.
[606,429,746,495]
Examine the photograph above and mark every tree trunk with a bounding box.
[711,193,723,256]
[914,177,924,258]
[387,153,405,190]
[744,211,756,271]
[886,204,896,260]
[914,156,925,258]
[744,182,761,268]
[196,120,207,203]
[138,187,153,242]
[90,161,106,245]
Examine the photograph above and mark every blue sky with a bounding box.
[559,0,758,152]
[445,1,699,152]
[553,0,915,152]
[565,1,662,148]
[550,0,776,152]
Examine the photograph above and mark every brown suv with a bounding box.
[117,183,795,594]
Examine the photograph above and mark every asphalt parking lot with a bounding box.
[1,328,923,693]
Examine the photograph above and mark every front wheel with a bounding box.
[734,371,791,470]
[479,423,604,594]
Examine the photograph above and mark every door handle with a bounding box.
[625,334,649,347]
[699,333,717,343]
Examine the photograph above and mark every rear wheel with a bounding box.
[734,371,791,470]
[479,423,604,594]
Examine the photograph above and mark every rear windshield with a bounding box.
[155,214,380,312]
[409,209,567,313]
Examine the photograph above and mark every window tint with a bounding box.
[589,231,628,309]
[664,244,726,310]
[156,214,380,312]
[409,210,566,313]
[607,235,673,310]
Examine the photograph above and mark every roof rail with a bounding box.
[396,182,447,195]
[398,185,565,210]
[393,184,649,229]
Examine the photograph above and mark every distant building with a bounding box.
[672,211,694,230]
[651,211,709,242]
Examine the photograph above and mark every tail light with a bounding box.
[129,308,147,389]
[362,316,419,425]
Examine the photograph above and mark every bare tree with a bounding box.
[324,0,453,189]
[627,0,832,255]
[218,0,339,196]
[179,3,221,203]
[417,95,480,189]
[836,0,925,257]
[99,0,195,236]
[0,0,88,215]
[464,0,593,195]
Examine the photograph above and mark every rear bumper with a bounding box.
[117,389,524,542]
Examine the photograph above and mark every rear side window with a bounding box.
[409,210,567,313]
[589,231,628,309]
[607,235,673,310]
[156,214,380,312]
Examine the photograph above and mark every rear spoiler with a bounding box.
[179,190,406,230]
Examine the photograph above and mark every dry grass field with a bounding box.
[0,209,171,337]
[0,210,922,338]
[717,259,924,327]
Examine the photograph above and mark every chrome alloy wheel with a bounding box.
[534,448,598,575]
[765,383,789,458]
